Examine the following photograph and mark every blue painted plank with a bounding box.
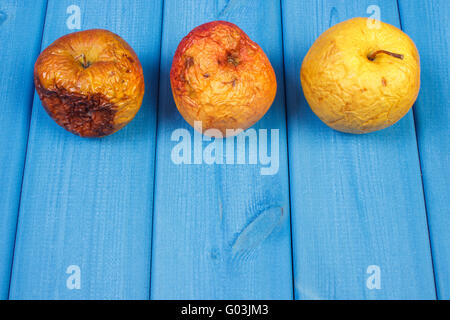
[151,0,293,299]
[281,0,436,299]
[398,0,450,299]
[0,0,47,299]
[8,0,163,299]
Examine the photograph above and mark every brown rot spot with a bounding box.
[185,56,194,69]
[222,78,238,87]
[35,79,116,137]
[122,53,135,64]
[381,77,387,86]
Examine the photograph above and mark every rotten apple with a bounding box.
[301,17,420,134]
[170,21,277,137]
[34,29,145,137]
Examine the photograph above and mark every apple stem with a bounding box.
[367,50,404,61]
[75,53,90,68]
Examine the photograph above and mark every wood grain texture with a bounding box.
[150,0,293,299]
[0,0,47,299]
[281,0,436,299]
[8,0,163,299]
[398,0,450,299]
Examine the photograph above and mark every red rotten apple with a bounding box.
[170,21,277,137]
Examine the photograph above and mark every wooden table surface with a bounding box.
[0,0,448,300]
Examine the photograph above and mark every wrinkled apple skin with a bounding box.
[301,17,420,134]
[170,21,277,136]
[34,29,145,137]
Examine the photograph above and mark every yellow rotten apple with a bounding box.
[301,17,420,133]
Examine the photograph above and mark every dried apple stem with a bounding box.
[367,50,404,61]
[74,53,90,68]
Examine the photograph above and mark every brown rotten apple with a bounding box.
[34,29,145,137]
[170,21,277,136]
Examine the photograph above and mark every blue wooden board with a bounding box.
[281,0,436,299]
[0,0,447,300]
[0,0,47,299]
[8,0,163,299]
[398,0,450,299]
[150,0,293,299]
